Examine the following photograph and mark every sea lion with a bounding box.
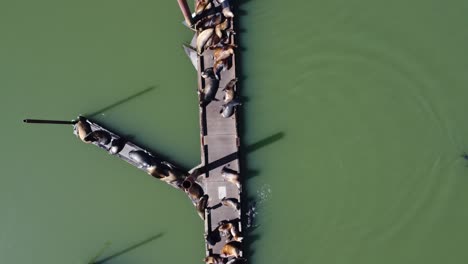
[75,117,92,143]
[204,255,223,264]
[220,241,242,258]
[196,194,209,220]
[213,58,229,79]
[183,180,204,200]
[197,28,214,54]
[230,224,243,242]
[200,67,220,106]
[195,12,224,31]
[215,18,231,38]
[221,166,241,188]
[223,78,237,103]
[213,45,235,62]
[83,130,111,145]
[217,222,234,240]
[129,150,157,169]
[226,258,246,264]
[146,165,168,179]
[219,0,234,18]
[108,137,126,155]
[221,197,240,210]
[195,0,212,15]
[220,98,242,118]
[205,227,221,246]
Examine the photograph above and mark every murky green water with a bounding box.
[2,0,468,263]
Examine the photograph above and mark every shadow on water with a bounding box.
[87,86,157,118]
[90,233,164,264]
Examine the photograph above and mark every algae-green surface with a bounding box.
[2,0,468,263]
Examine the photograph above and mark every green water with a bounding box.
[2,0,468,263]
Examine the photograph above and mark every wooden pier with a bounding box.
[181,0,244,260]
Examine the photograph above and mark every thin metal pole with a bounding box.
[23,119,76,125]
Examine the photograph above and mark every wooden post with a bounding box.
[177,0,194,27]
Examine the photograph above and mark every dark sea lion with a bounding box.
[183,180,205,200]
[108,137,126,155]
[197,28,214,54]
[146,165,168,179]
[75,117,92,143]
[223,78,237,103]
[195,12,224,31]
[129,150,157,169]
[196,194,209,220]
[226,258,246,264]
[220,241,242,258]
[204,254,223,264]
[84,130,111,145]
[205,226,221,246]
[221,197,240,210]
[220,98,242,119]
[200,67,220,106]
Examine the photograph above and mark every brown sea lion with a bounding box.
[75,117,92,143]
[222,78,237,103]
[213,45,235,62]
[195,0,212,14]
[213,58,229,79]
[215,18,231,38]
[221,197,240,210]
[221,166,241,188]
[220,241,242,258]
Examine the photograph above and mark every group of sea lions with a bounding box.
[202,166,244,264]
[74,117,187,188]
[204,219,245,264]
[193,0,241,118]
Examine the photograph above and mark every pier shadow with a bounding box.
[87,86,157,118]
[90,233,164,264]
[192,132,284,177]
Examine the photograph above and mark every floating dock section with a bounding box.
[180,0,245,261]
